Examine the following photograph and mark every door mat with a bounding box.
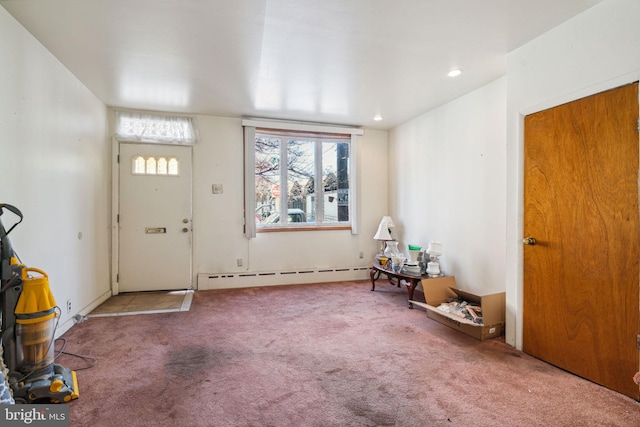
[89,289,193,317]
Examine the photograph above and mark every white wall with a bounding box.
[388,78,507,294]
[506,0,640,349]
[192,115,388,286]
[0,8,111,335]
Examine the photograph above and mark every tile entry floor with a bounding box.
[89,289,193,317]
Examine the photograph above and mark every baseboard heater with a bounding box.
[197,266,370,290]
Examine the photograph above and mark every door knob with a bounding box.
[182,227,189,233]
[182,218,189,224]
[523,237,536,246]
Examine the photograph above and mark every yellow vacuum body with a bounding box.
[6,264,79,403]
[14,268,58,373]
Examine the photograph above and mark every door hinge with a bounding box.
[117,214,119,223]
[117,154,120,163]
[637,334,640,351]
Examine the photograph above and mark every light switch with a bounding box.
[212,184,223,194]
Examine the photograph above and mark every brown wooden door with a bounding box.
[523,82,640,400]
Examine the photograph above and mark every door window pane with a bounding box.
[146,157,157,174]
[133,156,146,174]
[168,158,179,175]
[157,157,168,175]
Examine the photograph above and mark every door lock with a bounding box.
[182,227,189,233]
[523,237,536,246]
[182,218,189,224]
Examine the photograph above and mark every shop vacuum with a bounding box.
[0,203,79,403]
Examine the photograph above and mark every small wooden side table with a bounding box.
[370,262,430,308]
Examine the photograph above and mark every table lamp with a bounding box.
[373,216,395,255]
[426,241,442,277]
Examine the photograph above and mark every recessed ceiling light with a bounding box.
[447,69,463,77]
[373,115,383,121]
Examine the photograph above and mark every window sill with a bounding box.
[257,225,352,233]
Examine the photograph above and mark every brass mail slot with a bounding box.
[145,227,166,234]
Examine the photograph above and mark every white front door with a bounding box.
[118,143,192,292]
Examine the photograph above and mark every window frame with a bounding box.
[254,130,350,232]
[242,120,363,238]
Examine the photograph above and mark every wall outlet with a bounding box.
[237,258,243,267]
[66,299,72,314]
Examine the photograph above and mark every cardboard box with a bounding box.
[410,276,505,341]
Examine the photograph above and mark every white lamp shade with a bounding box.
[373,221,392,240]
[426,241,442,256]
[383,216,395,228]
[373,216,394,240]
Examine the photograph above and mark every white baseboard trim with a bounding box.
[197,266,370,290]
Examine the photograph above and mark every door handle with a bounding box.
[523,237,536,246]
[182,227,189,233]
[182,218,189,224]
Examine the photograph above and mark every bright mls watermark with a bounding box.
[1,405,69,426]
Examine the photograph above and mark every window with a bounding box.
[132,155,179,176]
[243,119,363,237]
[115,111,199,144]
[252,128,352,230]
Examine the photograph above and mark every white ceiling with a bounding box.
[1,0,602,130]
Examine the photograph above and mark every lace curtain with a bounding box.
[115,111,199,144]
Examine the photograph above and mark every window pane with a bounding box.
[322,141,349,223]
[255,136,281,224]
[287,139,314,224]
[146,157,157,174]
[133,156,145,174]
[168,158,179,175]
[157,157,168,175]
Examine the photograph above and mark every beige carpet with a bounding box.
[89,289,193,317]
